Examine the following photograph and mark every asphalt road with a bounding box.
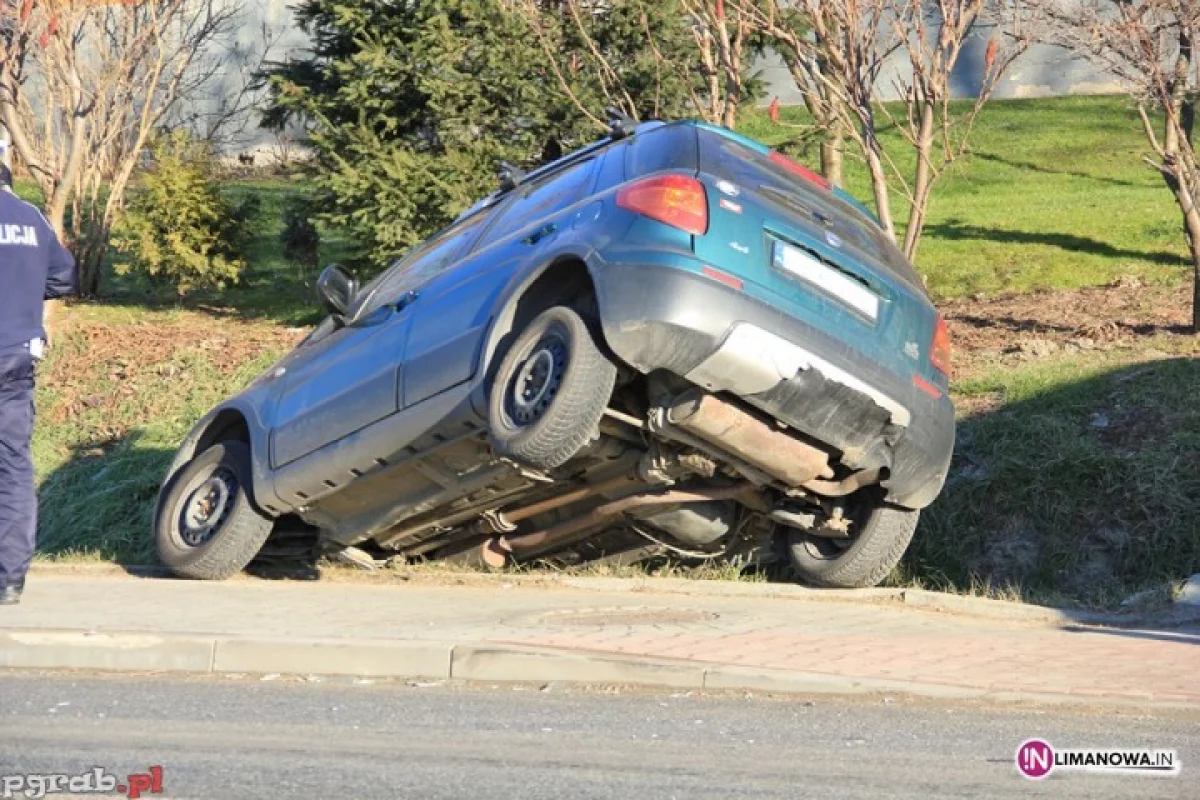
[0,672,1196,799]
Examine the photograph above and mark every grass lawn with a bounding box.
[27,96,1200,608]
[739,95,1192,300]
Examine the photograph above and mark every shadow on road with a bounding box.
[1061,624,1200,645]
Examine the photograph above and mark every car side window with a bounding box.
[594,141,630,192]
[626,125,699,176]
[352,211,491,319]
[483,158,597,244]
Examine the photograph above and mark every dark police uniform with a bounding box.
[0,183,76,603]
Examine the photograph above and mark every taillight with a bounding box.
[616,174,708,235]
[930,315,952,376]
[768,151,831,190]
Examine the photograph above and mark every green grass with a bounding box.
[907,349,1200,609]
[32,178,327,562]
[99,177,355,327]
[738,95,1191,300]
[32,316,294,563]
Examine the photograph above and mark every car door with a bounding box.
[269,212,491,468]
[401,156,602,408]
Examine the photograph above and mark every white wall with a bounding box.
[755,42,1120,105]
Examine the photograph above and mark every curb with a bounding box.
[27,563,1076,625]
[3,629,1195,711]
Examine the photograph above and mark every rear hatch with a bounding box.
[692,126,939,379]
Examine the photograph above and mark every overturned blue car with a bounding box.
[154,115,955,587]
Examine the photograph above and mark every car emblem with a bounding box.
[904,341,920,360]
[719,198,743,214]
[825,230,843,248]
[716,180,740,197]
[729,241,750,254]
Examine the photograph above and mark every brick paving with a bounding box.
[5,573,1198,704]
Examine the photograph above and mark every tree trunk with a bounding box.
[76,226,108,297]
[45,203,68,243]
[722,95,739,129]
[903,101,937,262]
[865,144,895,241]
[1192,250,1200,334]
[821,130,844,189]
[45,76,89,241]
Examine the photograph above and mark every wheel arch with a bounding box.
[163,405,278,516]
[479,254,605,382]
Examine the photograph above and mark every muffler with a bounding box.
[666,389,832,487]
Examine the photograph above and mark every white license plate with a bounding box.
[772,241,879,321]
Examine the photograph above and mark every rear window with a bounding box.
[626,124,699,177]
[699,132,924,291]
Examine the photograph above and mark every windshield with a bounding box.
[346,206,493,321]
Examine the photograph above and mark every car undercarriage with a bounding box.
[293,371,888,579]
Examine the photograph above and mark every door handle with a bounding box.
[523,223,557,245]
[391,290,419,312]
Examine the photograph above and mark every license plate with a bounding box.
[772,241,879,321]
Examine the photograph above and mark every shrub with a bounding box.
[112,132,256,294]
[280,191,321,283]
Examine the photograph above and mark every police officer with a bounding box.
[0,162,76,605]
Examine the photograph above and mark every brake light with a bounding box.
[930,315,952,376]
[768,151,831,190]
[616,174,708,235]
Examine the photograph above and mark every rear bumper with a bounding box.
[592,261,954,509]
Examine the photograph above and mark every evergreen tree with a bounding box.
[263,0,702,267]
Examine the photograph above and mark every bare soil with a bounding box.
[44,312,305,439]
[941,276,1199,379]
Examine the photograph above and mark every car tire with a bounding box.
[155,440,275,580]
[488,305,617,470]
[785,493,919,589]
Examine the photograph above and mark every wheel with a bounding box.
[155,440,274,580]
[786,491,919,589]
[488,305,617,470]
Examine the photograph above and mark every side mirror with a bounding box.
[316,264,358,317]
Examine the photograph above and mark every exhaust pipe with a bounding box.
[477,483,756,568]
[666,389,832,487]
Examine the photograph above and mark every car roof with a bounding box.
[454,120,679,223]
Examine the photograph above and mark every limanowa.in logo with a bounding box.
[1016,739,1181,780]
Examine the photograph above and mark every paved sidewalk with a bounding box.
[1,573,1197,708]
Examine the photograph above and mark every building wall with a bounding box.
[755,41,1120,105]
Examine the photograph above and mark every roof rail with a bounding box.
[605,106,639,140]
[497,161,529,192]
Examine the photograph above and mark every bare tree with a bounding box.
[743,0,1033,261]
[751,2,849,186]
[1036,0,1200,331]
[0,0,251,294]
[885,0,1034,260]
[512,0,760,128]
[680,0,756,128]
[744,0,901,233]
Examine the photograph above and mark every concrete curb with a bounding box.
[27,563,1076,625]
[3,628,1195,710]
